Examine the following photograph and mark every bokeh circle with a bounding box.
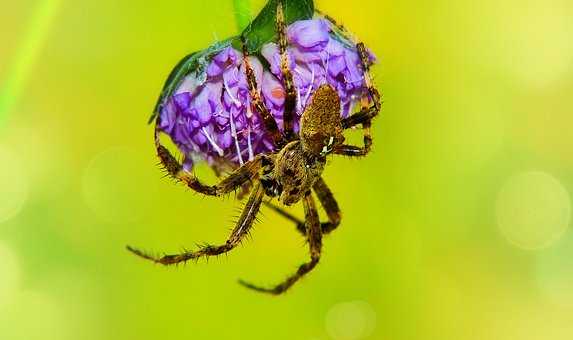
[496,171,571,250]
[325,300,376,340]
[82,147,153,224]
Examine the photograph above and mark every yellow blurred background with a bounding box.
[1,0,572,339]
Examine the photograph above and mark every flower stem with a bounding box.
[233,0,253,32]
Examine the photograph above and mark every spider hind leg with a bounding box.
[127,183,265,265]
[239,191,322,295]
[264,177,341,236]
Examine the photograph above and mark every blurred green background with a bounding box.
[1,0,572,339]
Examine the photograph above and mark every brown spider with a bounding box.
[127,2,381,295]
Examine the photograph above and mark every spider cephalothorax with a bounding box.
[127,0,381,295]
[269,85,344,206]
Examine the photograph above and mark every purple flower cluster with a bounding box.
[158,19,376,170]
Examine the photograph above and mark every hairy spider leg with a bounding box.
[338,42,381,129]
[127,183,265,265]
[276,0,298,140]
[312,177,342,231]
[263,200,307,235]
[153,125,264,196]
[241,37,285,149]
[334,91,376,157]
[264,177,341,236]
[239,191,323,295]
[316,11,381,156]
[333,42,381,156]
[316,9,380,111]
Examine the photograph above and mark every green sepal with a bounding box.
[149,38,237,124]
[236,0,314,53]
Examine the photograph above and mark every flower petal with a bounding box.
[287,19,330,52]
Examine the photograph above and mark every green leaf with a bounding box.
[149,38,236,123]
[238,0,314,53]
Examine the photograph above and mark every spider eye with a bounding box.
[320,137,335,155]
[327,136,334,147]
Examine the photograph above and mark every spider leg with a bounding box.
[264,200,307,235]
[239,191,322,295]
[318,12,381,151]
[333,143,371,157]
[127,183,265,265]
[317,9,381,115]
[276,0,298,140]
[340,95,380,130]
[312,177,342,233]
[336,40,381,156]
[264,177,341,235]
[333,97,374,157]
[314,9,347,33]
[154,126,264,196]
[241,37,285,149]
[340,50,381,131]
[334,43,380,157]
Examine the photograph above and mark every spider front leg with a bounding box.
[340,40,382,130]
[334,101,375,157]
[276,0,298,140]
[154,126,264,196]
[265,177,341,236]
[340,91,380,140]
[335,43,382,157]
[319,12,381,156]
[127,182,265,265]
[318,9,381,117]
[239,191,322,295]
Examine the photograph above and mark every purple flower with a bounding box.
[207,47,241,77]
[159,18,376,170]
[288,19,330,52]
[261,43,296,77]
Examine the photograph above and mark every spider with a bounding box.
[127,1,381,295]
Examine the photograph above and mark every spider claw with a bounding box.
[126,245,144,257]
[126,245,159,263]
[127,245,182,265]
[237,279,280,295]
